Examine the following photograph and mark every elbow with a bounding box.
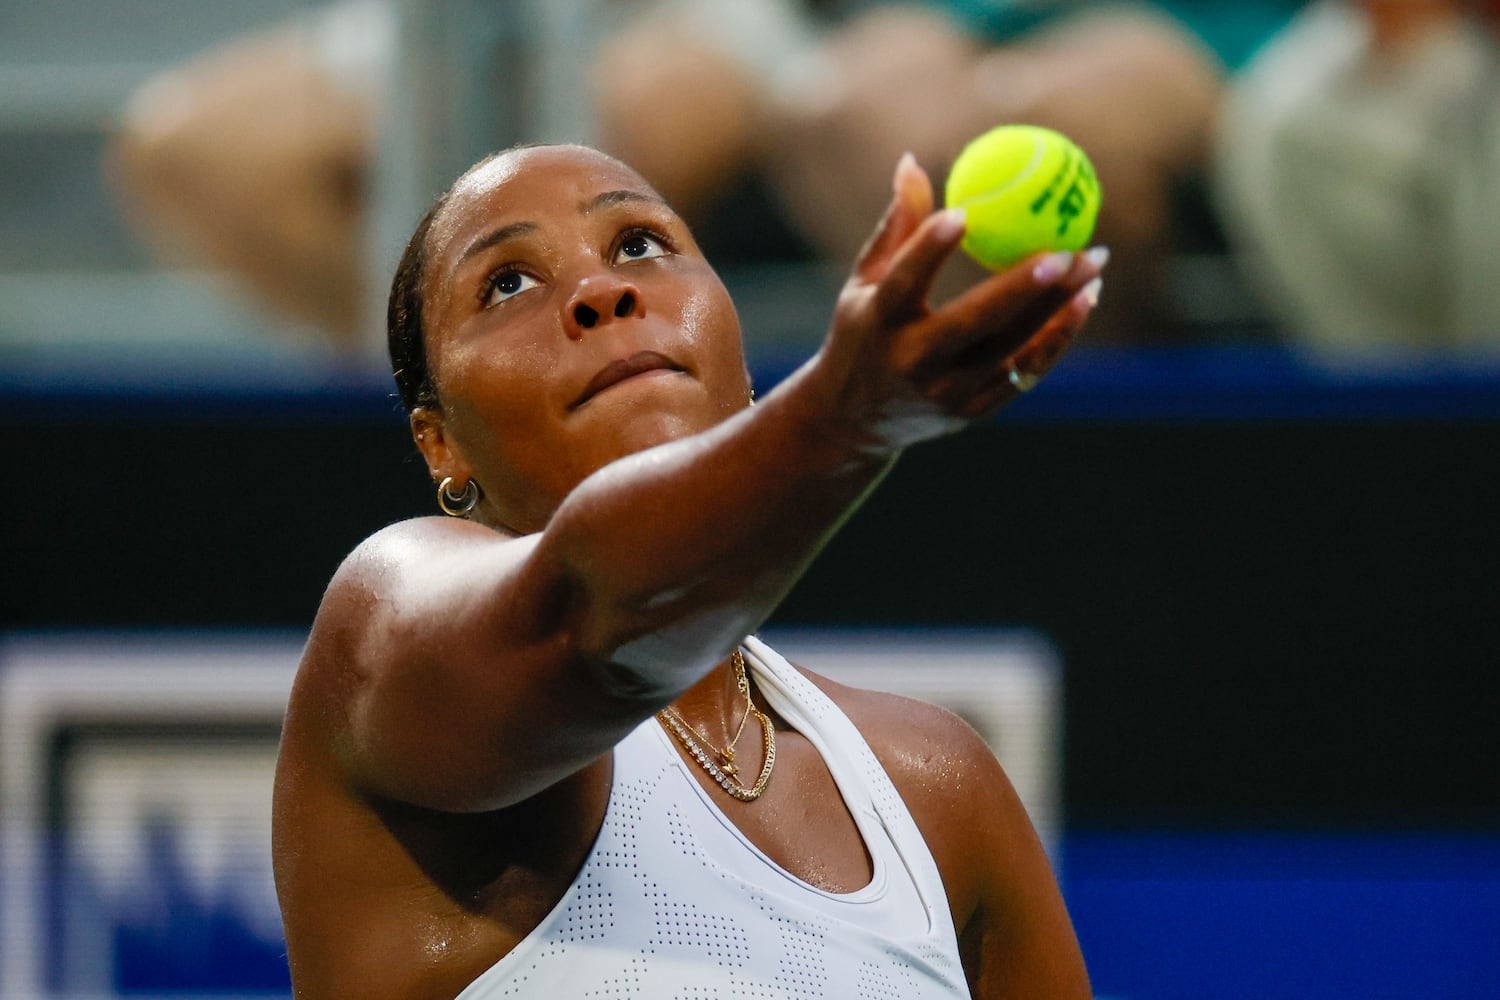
[574,618,722,707]
[573,629,679,705]
[115,71,185,163]
[527,532,720,705]
[585,656,680,706]
[107,72,204,223]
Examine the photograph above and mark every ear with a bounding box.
[410,406,472,485]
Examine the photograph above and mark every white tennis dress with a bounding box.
[455,636,972,998]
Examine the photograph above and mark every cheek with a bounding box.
[436,336,560,456]
[678,291,714,344]
[678,284,748,391]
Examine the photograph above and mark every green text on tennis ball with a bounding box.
[945,124,1102,271]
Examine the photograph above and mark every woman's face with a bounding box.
[415,145,751,532]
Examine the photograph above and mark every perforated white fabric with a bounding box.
[454,637,971,998]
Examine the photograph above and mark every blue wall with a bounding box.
[1065,832,1500,1000]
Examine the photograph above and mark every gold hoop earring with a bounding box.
[437,476,480,517]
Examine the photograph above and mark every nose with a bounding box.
[565,274,642,339]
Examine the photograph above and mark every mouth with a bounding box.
[571,350,686,409]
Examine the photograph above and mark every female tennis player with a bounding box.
[273,142,1104,998]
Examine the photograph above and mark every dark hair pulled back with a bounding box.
[387,195,448,414]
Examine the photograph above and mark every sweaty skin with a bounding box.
[273,145,1101,999]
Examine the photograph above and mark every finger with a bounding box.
[924,263,1103,413]
[903,247,1095,379]
[868,206,968,327]
[956,275,1101,414]
[1009,277,1102,377]
[853,153,935,285]
[954,250,1098,367]
[900,250,1080,379]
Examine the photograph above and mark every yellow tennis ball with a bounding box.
[945,124,1102,270]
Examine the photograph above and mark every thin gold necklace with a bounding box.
[658,648,776,801]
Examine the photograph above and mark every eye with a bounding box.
[482,269,539,307]
[616,231,669,263]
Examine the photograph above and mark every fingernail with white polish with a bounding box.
[1033,251,1074,283]
[933,207,966,241]
[1084,245,1111,269]
[1078,277,1103,308]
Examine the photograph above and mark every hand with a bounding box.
[810,153,1104,454]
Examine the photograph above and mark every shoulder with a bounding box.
[285,516,541,797]
[798,667,1033,929]
[338,514,517,568]
[321,516,521,604]
[799,667,999,789]
[302,516,526,675]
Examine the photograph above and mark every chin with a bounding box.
[605,407,706,458]
[579,377,727,452]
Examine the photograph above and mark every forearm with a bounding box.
[533,165,1103,692]
[539,355,894,693]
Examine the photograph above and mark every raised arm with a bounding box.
[304,154,1104,813]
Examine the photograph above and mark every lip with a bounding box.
[571,350,686,409]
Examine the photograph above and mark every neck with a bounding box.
[668,655,743,732]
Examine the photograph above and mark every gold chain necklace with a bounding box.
[657,648,776,801]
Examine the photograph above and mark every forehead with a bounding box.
[426,145,659,265]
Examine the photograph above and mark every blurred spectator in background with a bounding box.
[107,0,392,350]
[748,0,1301,343]
[1213,0,1500,355]
[109,0,1301,352]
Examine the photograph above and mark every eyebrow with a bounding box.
[583,189,667,213]
[457,221,538,267]
[454,190,667,267]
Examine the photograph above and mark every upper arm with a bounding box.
[298,518,646,813]
[852,692,1090,999]
[954,746,1091,1000]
